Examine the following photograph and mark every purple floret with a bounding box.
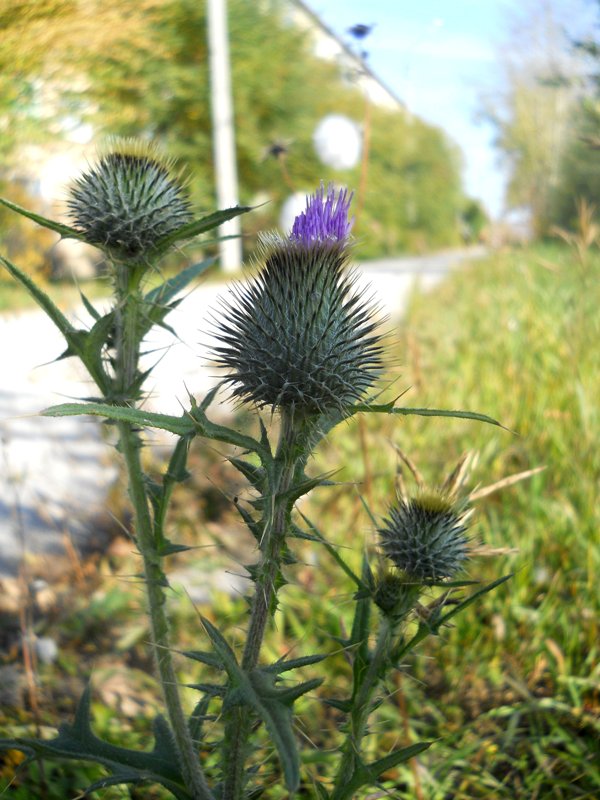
[290,183,354,243]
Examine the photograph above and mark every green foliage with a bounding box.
[308,242,598,796]
[0,174,512,799]
[0,686,192,799]
[43,0,464,256]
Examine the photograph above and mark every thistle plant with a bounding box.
[0,151,511,799]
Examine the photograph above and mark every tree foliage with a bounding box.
[0,0,466,256]
[483,0,600,236]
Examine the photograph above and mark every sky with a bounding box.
[303,0,513,218]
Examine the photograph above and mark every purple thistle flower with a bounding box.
[290,183,354,243]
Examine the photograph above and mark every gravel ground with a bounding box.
[0,247,485,581]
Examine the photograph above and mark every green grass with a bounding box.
[1,243,598,798]
[303,241,600,797]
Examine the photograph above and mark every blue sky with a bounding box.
[303,0,513,218]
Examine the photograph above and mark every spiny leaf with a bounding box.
[189,695,213,744]
[42,402,196,437]
[350,401,507,430]
[200,616,241,676]
[189,405,270,459]
[342,741,433,795]
[157,540,194,556]
[350,556,373,699]
[314,782,331,800]
[233,500,262,542]
[0,196,85,240]
[262,654,327,675]
[182,650,224,670]
[270,677,323,705]
[194,383,219,412]
[322,697,352,713]
[0,686,191,799]
[242,670,302,792]
[281,471,336,504]
[200,619,303,792]
[436,573,513,628]
[1,255,76,337]
[153,206,251,254]
[145,256,215,306]
[79,289,102,321]
[0,255,111,393]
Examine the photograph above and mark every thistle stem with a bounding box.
[331,617,394,800]
[222,408,301,800]
[114,271,214,800]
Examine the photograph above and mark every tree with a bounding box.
[1,0,466,256]
[482,0,591,236]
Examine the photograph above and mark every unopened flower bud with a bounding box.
[67,139,192,261]
[379,492,469,582]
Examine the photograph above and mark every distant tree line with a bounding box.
[483,0,600,237]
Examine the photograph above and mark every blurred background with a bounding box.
[1,2,600,798]
[2,0,599,279]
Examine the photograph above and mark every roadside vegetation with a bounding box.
[1,241,597,798]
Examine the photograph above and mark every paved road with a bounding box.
[0,247,485,579]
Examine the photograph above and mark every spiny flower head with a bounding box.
[67,138,192,262]
[379,491,469,582]
[213,185,383,414]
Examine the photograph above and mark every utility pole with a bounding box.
[206,0,242,272]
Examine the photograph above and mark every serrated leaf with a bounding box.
[145,257,215,305]
[153,206,251,254]
[350,401,507,430]
[201,617,302,792]
[229,457,266,491]
[79,289,102,320]
[342,741,433,795]
[263,654,327,675]
[0,686,191,799]
[271,677,323,705]
[0,196,85,240]
[1,255,76,337]
[436,573,513,628]
[42,402,196,437]
[1,255,110,392]
[182,650,224,669]
[322,698,353,713]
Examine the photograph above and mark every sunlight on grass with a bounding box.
[1,243,598,798]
